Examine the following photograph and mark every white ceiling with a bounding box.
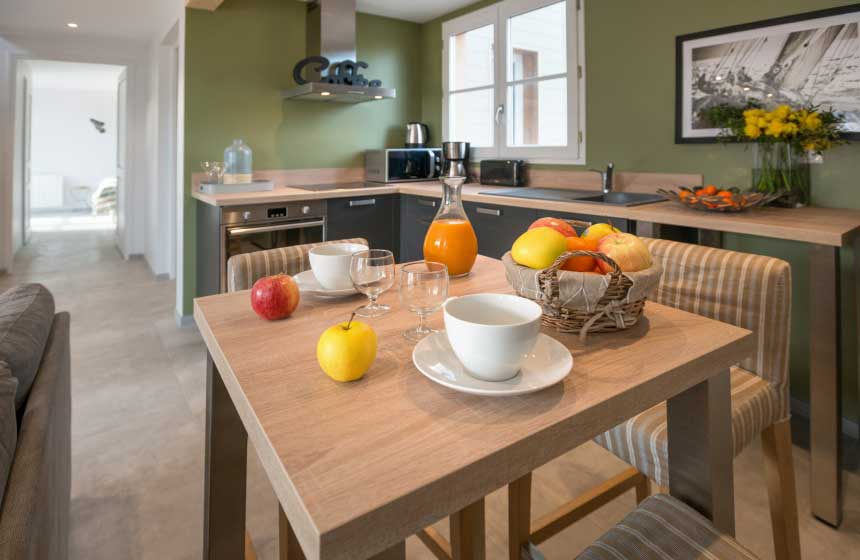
[356,0,479,23]
[29,60,125,90]
[0,0,178,42]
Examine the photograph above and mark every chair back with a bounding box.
[642,238,791,417]
[227,238,368,292]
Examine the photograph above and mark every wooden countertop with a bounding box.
[192,181,860,247]
[194,256,753,560]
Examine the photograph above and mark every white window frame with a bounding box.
[442,0,586,165]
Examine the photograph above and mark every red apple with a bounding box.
[528,217,577,238]
[597,233,652,273]
[250,274,300,320]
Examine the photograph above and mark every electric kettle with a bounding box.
[405,122,429,148]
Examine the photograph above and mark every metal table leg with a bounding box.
[204,354,248,559]
[809,244,843,526]
[667,369,735,535]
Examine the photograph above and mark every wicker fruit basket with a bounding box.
[503,249,662,340]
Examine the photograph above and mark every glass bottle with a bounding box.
[223,139,253,184]
[423,176,478,277]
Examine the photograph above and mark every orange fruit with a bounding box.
[717,190,733,198]
[700,185,718,196]
[560,237,598,272]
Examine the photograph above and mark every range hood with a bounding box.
[282,0,396,103]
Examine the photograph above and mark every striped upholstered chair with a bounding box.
[577,494,759,560]
[226,238,368,292]
[509,239,799,560]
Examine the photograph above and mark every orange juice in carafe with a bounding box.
[423,176,478,277]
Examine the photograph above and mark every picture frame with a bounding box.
[675,4,860,144]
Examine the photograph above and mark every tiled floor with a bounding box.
[2,229,858,559]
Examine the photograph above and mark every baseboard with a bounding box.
[154,272,170,281]
[175,309,195,328]
[791,397,859,440]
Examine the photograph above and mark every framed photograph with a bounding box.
[676,4,860,143]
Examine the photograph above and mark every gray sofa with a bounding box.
[0,284,70,559]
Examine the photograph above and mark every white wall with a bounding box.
[30,86,117,209]
[10,59,30,253]
[0,30,148,268]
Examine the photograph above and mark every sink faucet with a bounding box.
[589,162,614,194]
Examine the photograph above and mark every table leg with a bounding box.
[809,244,843,527]
[203,354,248,559]
[450,498,485,560]
[636,221,661,239]
[279,506,306,560]
[666,369,734,535]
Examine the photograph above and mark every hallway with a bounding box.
[1,231,858,559]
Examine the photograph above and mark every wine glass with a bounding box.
[349,249,395,317]
[399,261,448,341]
[200,161,226,184]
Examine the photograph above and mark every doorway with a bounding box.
[20,60,126,235]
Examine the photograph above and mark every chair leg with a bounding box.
[508,473,532,560]
[761,420,802,560]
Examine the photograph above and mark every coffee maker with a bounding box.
[441,141,470,181]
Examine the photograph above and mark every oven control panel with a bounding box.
[221,200,326,225]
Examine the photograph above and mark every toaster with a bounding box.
[479,159,525,187]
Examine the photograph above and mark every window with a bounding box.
[442,0,584,163]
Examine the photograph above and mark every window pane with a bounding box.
[507,1,566,81]
[449,24,494,91]
[449,89,495,148]
[506,78,567,147]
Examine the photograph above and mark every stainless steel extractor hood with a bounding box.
[282,0,396,103]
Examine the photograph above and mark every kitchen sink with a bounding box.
[574,192,667,206]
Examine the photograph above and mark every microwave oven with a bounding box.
[365,148,442,183]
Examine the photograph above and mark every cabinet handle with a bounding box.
[417,199,437,208]
[348,199,376,207]
[476,207,501,216]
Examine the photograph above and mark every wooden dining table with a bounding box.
[195,256,754,560]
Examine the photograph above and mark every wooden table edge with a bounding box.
[195,299,325,560]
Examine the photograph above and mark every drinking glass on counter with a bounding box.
[200,161,226,184]
[350,249,395,317]
[399,261,448,341]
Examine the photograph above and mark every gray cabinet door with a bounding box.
[464,201,536,259]
[326,195,399,260]
[400,195,439,263]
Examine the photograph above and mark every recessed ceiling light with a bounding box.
[715,76,722,81]
[66,22,78,28]
[374,95,383,99]
[320,91,331,97]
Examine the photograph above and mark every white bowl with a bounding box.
[443,293,542,382]
[308,243,367,290]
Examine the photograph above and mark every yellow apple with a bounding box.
[316,317,377,382]
[511,227,568,269]
[581,223,621,243]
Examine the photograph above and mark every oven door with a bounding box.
[222,218,326,290]
[387,150,439,181]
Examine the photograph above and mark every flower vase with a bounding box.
[751,142,811,207]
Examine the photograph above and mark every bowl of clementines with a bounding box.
[658,185,780,213]
[503,218,661,339]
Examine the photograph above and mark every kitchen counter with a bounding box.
[193,181,860,247]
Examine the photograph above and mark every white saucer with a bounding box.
[412,332,572,397]
[294,270,357,298]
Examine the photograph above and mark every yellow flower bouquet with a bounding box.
[700,102,845,207]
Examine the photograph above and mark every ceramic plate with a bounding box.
[294,270,357,298]
[412,332,572,397]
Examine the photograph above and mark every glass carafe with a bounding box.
[423,176,478,277]
[223,139,253,184]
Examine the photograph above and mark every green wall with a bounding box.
[183,0,422,314]
[420,0,860,418]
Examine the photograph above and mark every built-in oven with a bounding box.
[212,200,326,293]
[365,148,442,183]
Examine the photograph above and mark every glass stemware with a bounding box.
[349,249,395,317]
[200,161,226,184]
[399,261,448,341]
